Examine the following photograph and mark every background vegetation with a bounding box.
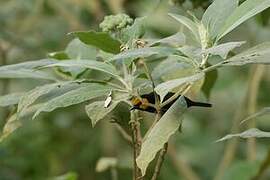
[0,0,270,179]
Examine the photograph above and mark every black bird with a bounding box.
[130,92,212,114]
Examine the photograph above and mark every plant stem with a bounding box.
[0,41,11,119]
[131,111,142,180]
[168,144,200,180]
[252,148,270,180]
[246,65,265,161]
[151,143,168,180]
[213,97,247,180]
[114,123,133,145]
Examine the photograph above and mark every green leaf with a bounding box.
[149,32,186,47]
[0,69,57,80]
[65,38,99,78]
[155,73,204,101]
[217,0,270,41]
[203,41,245,59]
[65,38,97,59]
[18,81,80,116]
[178,46,201,59]
[152,55,195,81]
[216,128,270,142]
[122,17,146,43]
[168,13,200,42]
[86,101,120,127]
[224,42,270,66]
[0,59,57,70]
[202,0,238,39]
[96,157,118,172]
[70,31,121,54]
[202,68,218,99]
[241,107,270,124]
[0,104,43,142]
[33,84,111,119]
[109,47,177,62]
[223,161,260,180]
[0,93,25,107]
[136,96,187,176]
[43,60,119,77]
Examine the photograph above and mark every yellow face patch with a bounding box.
[131,97,149,110]
[131,97,141,106]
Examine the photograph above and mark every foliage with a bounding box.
[1,0,270,179]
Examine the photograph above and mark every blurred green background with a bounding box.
[0,0,270,179]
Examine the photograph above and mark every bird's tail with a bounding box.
[185,98,212,108]
[190,101,212,107]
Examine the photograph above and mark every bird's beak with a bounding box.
[130,106,136,111]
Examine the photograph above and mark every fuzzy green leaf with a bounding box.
[217,0,270,41]
[168,13,200,42]
[203,41,245,59]
[224,42,270,66]
[0,93,25,107]
[155,73,204,101]
[0,104,43,142]
[216,128,270,142]
[33,84,111,119]
[18,81,81,116]
[43,60,119,77]
[136,96,187,176]
[202,0,238,39]
[110,47,177,62]
[241,107,270,124]
[0,59,57,70]
[149,32,186,47]
[0,69,57,80]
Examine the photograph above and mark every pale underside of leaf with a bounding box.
[0,59,57,71]
[0,93,25,107]
[18,81,80,116]
[155,73,204,101]
[217,0,270,41]
[202,0,238,39]
[149,32,186,47]
[168,13,200,42]
[43,60,119,78]
[203,41,245,59]
[0,104,43,142]
[136,96,187,176]
[223,42,270,66]
[86,100,120,127]
[241,107,270,124]
[109,47,177,63]
[33,84,111,119]
[0,69,57,80]
[216,128,270,142]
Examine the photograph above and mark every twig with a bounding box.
[0,41,11,119]
[252,148,270,180]
[246,65,265,161]
[168,144,200,180]
[131,111,142,180]
[114,123,133,145]
[151,143,168,180]
[213,98,247,180]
